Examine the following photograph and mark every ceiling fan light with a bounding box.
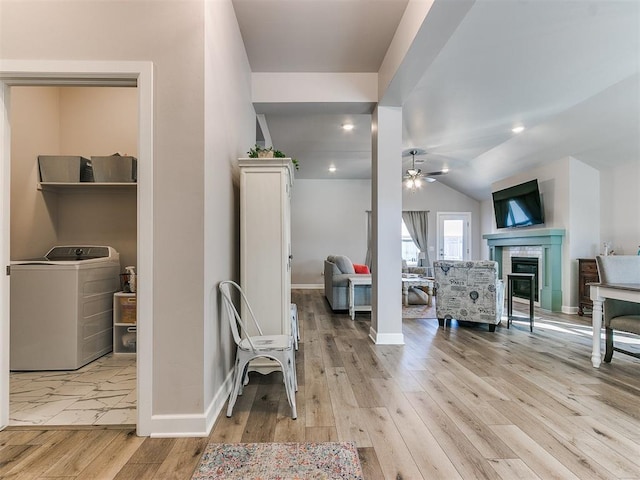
[441,168,450,174]
[407,168,420,176]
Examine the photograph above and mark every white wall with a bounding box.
[291,177,481,285]
[203,0,255,424]
[600,160,640,256]
[403,180,482,262]
[10,87,59,261]
[1,0,247,433]
[486,157,601,312]
[11,87,138,268]
[291,179,371,285]
[567,158,600,306]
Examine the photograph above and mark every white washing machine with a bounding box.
[10,246,121,371]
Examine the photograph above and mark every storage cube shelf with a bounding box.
[114,292,137,355]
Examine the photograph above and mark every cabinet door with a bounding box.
[240,164,291,336]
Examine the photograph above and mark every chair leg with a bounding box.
[291,304,299,350]
[291,349,298,392]
[604,327,614,363]
[279,351,298,419]
[226,356,245,417]
[438,318,445,327]
[489,324,496,332]
[287,364,298,420]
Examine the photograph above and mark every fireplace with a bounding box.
[511,257,539,301]
[483,229,565,312]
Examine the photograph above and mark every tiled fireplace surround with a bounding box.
[502,246,543,306]
[483,229,565,312]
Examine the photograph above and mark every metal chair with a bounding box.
[290,303,299,350]
[219,280,297,419]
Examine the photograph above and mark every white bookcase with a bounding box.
[113,292,137,355]
[238,158,293,368]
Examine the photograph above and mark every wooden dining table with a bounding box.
[589,282,640,368]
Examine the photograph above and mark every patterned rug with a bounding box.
[402,303,436,319]
[191,441,364,480]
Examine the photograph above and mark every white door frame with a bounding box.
[436,212,472,261]
[0,60,154,436]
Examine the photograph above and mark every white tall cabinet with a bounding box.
[238,158,293,339]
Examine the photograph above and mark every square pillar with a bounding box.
[370,106,404,344]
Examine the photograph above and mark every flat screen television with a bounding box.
[492,179,544,229]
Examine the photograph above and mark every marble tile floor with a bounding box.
[9,353,136,426]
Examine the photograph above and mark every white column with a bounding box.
[370,106,404,345]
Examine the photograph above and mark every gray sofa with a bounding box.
[324,255,371,311]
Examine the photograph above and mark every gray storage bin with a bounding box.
[91,155,137,183]
[38,155,92,183]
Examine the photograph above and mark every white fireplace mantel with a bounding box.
[483,228,565,311]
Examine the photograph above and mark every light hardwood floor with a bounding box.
[1,289,639,479]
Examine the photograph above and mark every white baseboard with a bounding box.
[369,326,404,345]
[292,284,323,290]
[149,370,233,438]
[563,306,579,315]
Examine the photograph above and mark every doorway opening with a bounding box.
[436,212,471,261]
[0,60,153,435]
[9,85,138,426]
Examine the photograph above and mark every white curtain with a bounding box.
[365,211,372,270]
[402,210,430,268]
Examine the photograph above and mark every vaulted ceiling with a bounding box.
[232,0,640,200]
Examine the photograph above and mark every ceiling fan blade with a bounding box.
[425,170,448,176]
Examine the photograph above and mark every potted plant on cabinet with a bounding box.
[247,145,299,170]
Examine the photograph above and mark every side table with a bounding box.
[401,276,435,306]
[507,273,535,332]
[348,276,372,320]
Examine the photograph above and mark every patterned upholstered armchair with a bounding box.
[434,260,505,332]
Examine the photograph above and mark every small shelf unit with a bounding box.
[113,292,137,355]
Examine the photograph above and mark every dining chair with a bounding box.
[219,280,297,419]
[595,255,640,363]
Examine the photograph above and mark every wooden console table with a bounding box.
[590,282,640,368]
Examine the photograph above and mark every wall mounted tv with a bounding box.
[492,179,544,229]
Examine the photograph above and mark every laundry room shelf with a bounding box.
[114,292,137,355]
[38,182,137,192]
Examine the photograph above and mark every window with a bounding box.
[402,220,420,266]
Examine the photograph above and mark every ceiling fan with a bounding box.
[402,148,449,191]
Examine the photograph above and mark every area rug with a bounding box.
[191,441,364,480]
[402,303,436,319]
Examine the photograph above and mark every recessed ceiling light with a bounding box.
[512,125,525,134]
[328,166,337,173]
[342,123,354,131]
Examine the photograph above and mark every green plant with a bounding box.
[247,144,299,170]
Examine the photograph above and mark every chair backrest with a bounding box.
[434,260,500,321]
[596,255,640,284]
[219,280,263,349]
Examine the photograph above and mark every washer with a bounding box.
[10,246,121,371]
